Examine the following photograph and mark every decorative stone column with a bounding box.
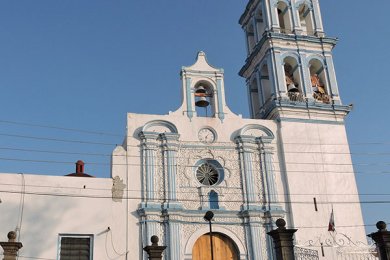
[266,0,279,32]
[290,3,302,34]
[311,0,325,36]
[143,236,166,260]
[160,133,181,208]
[160,133,182,260]
[242,213,265,260]
[255,70,266,109]
[163,215,181,260]
[139,132,160,205]
[0,231,23,260]
[368,221,390,260]
[258,138,281,211]
[236,136,261,210]
[267,219,297,260]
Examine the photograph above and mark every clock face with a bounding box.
[198,128,216,143]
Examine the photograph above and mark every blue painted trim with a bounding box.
[278,117,346,125]
[180,145,236,150]
[185,78,193,120]
[239,33,337,76]
[294,0,312,9]
[142,120,178,133]
[183,69,223,75]
[276,47,332,56]
[306,54,326,67]
[216,79,225,121]
[238,124,275,138]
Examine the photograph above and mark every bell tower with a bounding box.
[239,0,351,120]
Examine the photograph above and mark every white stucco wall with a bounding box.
[0,173,129,260]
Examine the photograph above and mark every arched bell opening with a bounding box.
[283,56,304,102]
[192,233,239,260]
[276,2,293,34]
[298,4,315,36]
[249,77,261,118]
[246,23,256,54]
[309,59,331,103]
[260,63,273,106]
[194,82,215,117]
[255,8,266,40]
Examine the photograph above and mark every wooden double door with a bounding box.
[192,233,239,260]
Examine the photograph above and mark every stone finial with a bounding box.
[267,219,298,260]
[0,231,23,260]
[151,235,159,246]
[143,236,166,260]
[368,220,390,260]
[276,218,287,230]
[7,232,16,242]
[377,221,387,231]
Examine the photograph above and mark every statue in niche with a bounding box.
[311,73,330,103]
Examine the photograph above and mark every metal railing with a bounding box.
[295,247,319,260]
[288,92,306,103]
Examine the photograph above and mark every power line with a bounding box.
[0,119,122,137]
[1,188,390,205]
[2,118,390,147]
[4,125,390,148]
[0,181,389,197]
[1,156,390,174]
[0,133,116,146]
[2,145,390,159]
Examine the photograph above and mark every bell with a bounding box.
[195,97,210,107]
[195,86,207,94]
[287,84,299,93]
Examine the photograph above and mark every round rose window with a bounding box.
[196,163,219,186]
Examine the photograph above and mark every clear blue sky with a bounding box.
[0,1,389,233]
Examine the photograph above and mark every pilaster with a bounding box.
[163,212,182,260]
[160,133,182,209]
[290,0,301,33]
[312,0,325,36]
[216,78,225,121]
[139,132,160,208]
[255,70,266,109]
[258,138,282,212]
[267,0,280,32]
[241,212,266,260]
[185,77,194,119]
[236,136,262,211]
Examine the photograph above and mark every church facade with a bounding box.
[0,0,370,260]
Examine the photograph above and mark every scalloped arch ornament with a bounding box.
[142,120,178,134]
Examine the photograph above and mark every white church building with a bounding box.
[0,0,373,259]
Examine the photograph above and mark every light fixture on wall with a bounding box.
[204,211,214,260]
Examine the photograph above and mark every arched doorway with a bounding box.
[192,233,239,260]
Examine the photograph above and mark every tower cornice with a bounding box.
[239,32,338,77]
[239,0,260,26]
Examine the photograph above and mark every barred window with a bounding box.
[59,235,92,260]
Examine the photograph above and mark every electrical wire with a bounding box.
[0,133,115,146]
[0,119,122,137]
[4,127,390,148]
[0,188,389,205]
[1,117,390,147]
[0,181,389,197]
[15,173,25,243]
[2,145,390,159]
[1,157,390,176]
